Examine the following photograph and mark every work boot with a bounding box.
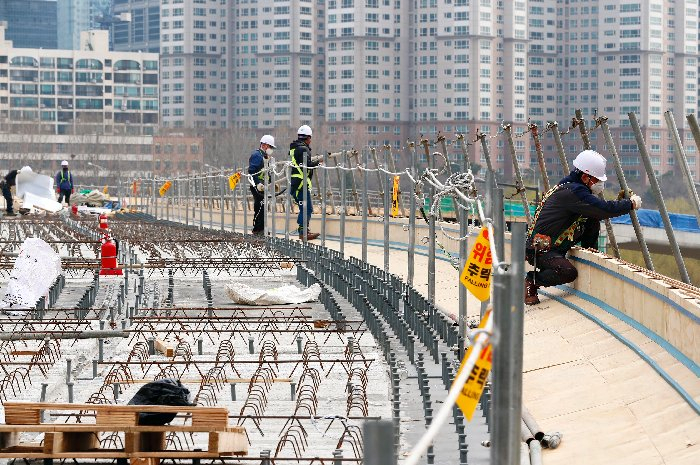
[4,211,16,217]
[525,277,540,305]
[251,230,264,236]
[299,231,320,240]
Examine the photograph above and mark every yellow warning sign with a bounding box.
[460,227,492,302]
[228,172,241,191]
[391,176,400,217]
[453,310,493,421]
[158,180,172,197]
[103,185,109,195]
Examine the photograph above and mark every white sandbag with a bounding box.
[16,168,55,201]
[226,282,321,306]
[0,238,62,315]
[22,192,63,213]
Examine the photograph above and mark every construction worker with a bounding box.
[55,160,74,205]
[525,150,642,305]
[290,125,322,240]
[0,169,18,216]
[248,134,276,236]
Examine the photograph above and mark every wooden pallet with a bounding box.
[0,402,247,462]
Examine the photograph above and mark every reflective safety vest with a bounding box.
[290,148,312,194]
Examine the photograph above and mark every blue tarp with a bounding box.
[611,209,700,233]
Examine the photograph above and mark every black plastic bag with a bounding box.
[127,378,193,425]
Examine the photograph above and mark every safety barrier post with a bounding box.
[263,156,270,238]
[231,164,237,234]
[479,133,498,188]
[629,112,691,284]
[152,176,158,220]
[668,113,700,226]
[491,221,525,465]
[302,154,309,244]
[458,154,469,343]
[285,162,291,241]
[364,420,397,465]
[599,117,654,270]
[340,158,347,257]
[384,151,390,274]
[408,141,418,286]
[362,150,369,263]
[548,120,570,175]
[504,124,532,226]
[371,147,385,200]
[321,153,327,246]
[208,172,213,229]
[350,150,362,215]
[199,176,204,230]
[220,169,225,232]
[530,123,550,191]
[439,133,461,224]
[242,171,248,234]
[576,109,621,258]
[422,137,437,303]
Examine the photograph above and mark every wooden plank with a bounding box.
[0,425,232,433]
[154,339,174,358]
[3,402,228,414]
[9,350,38,356]
[208,430,248,456]
[44,432,100,454]
[131,459,160,465]
[96,410,139,426]
[125,432,165,453]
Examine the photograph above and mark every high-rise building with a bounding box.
[57,0,112,51]
[0,0,57,49]
[112,0,161,54]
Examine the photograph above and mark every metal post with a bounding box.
[530,123,550,191]
[458,187,468,342]
[421,138,436,303]
[232,165,237,234]
[350,150,362,215]
[504,124,532,225]
[152,176,158,220]
[670,113,700,226]
[199,177,204,230]
[371,147,385,198]
[302,151,309,242]
[629,112,691,284]
[285,163,291,240]
[321,153,327,246]
[263,156,270,238]
[363,420,397,465]
[439,133,461,224]
[575,109,621,258]
[219,169,225,231]
[242,172,248,234]
[340,159,347,257]
[208,172,213,229]
[408,141,417,286]
[270,158,277,238]
[362,150,369,263]
[600,117,654,270]
[548,121,570,174]
[383,154,390,274]
[479,134,498,188]
[185,175,190,226]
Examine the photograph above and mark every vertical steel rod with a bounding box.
[185,175,189,226]
[340,160,347,257]
[548,121,570,174]
[668,112,700,226]
[199,177,204,229]
[629,112,691,284]
[439,133,461,224]
[479,133,498,188]
[458,149,469,341]
[219,169,225,231]
[242,172,248,234]
[321,153,327,246]
[270,158,277,238]
[685,114,700,224]
[422,138,436,303]
[575,109,621,258]
[530,123,550,191]
[302,153,309,243]
[600,117,654,269]
[384,160,390,274]
[362,150,369,263]
[263,156,270,238]
[285,163,291,241]
[408,142,417,286]
[504,124,532,225]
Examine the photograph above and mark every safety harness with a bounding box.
[59,170,72,188]
[290,147,312,194]
[527,182,587,251]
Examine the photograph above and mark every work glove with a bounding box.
[256,183,264,192]
[311,155,324,163]
[617,189,635,200]
[630,194,642,210]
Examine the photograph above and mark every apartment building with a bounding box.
[0,24,158,183]
[112,0,162,54]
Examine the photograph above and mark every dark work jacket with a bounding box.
[289,139,319,193]
[55,169,73,191]
[4,170,17,187]
[248,148,269,184]
[527,171,633,255]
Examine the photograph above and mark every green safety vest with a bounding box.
[290,148,312,194]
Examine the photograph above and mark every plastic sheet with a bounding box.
[226,282,321,305]
[0,238,61,315]
[611,208,700,233]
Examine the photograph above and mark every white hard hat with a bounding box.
[61,160,69,166]
[20,166,32,173]
[260,134,276,148]
[297,125,313,137]
[573,150,607,182]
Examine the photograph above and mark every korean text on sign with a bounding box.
[228,172,241,191]
[460,227,492,301]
